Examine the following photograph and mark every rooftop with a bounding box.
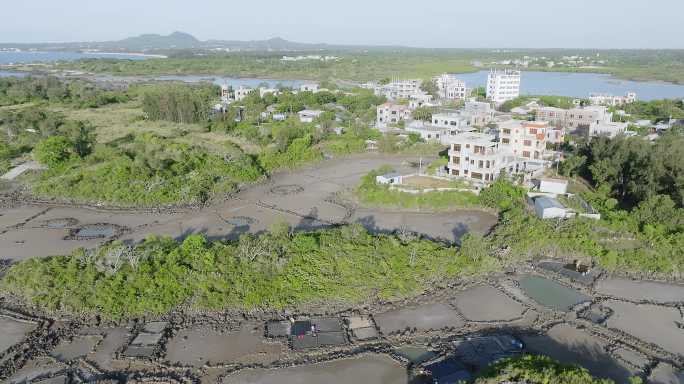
[535,196,565,210]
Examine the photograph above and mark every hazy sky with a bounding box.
[3,0,683,48]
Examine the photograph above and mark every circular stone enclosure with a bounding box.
[270,184,305,196]
[43,218,79,229]
[68,223,125,240]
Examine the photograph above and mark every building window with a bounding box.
[529,128,537,135]
[502,129,511,135]
[502,138,510,144]
[454,144,461,151]
[471,172,483,180]
[523,140,532,146]
[522,151,531,158]
[478,160,483,168]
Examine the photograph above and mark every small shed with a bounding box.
[539,178,568,194]
[534,196,568,219]
[298,109,323,123]
[376,172,402,185]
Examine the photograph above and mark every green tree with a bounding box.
[33,136,73,168]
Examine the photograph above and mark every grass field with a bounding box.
[52,101,262,154]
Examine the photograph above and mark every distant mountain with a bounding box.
[111,31,201,50]
[0,32,403,53]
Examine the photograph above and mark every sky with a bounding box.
[3,0,683,48]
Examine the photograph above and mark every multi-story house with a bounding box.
[234,86,253,101]
[463,101,494,126]
[376,102,412,129]
[498,120,549,160]
[431,113,472,132]
[446,132,515,183]
[589,92,636,106]
[374,79,422,100]
[486,69,521,104]
[433,73,467,100]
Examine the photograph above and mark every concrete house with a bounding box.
[538,178,568,194]
[534,196,568,219]
[376,102,412,129]
[298,109,324,123]
[376,172,402,185]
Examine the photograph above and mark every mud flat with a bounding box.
[452,285,525,322]
[7,356,65,384]
[50,335,102,362]
[596,278,684,303]
[648,362,684,384]
[1,155,497,260]
[88,327,130,370]
[603,300,684,356]
[222,354,407,384]
[522,324,640,383]
[0,316,37,354]
[517,276,591,311]
[374,303,464,334]
[166,324,285,367]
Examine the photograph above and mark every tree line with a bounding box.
[0,76,129,108]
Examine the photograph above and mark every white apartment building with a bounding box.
[374,79,422,100]
[463,101,494,126]
[376,102,412,129]
[486,69,521,104]
[589,92,636,106]
[408,92,434,109]
[498,120,549,160]
[431,113,473,132]
[405,121,447,142]
[234,86,253,101]
[536,105,627,138]
[433,73,467,100]
[589,121,628,138]
[446,132,516,183]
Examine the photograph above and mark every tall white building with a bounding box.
[486,69,521,104]
[433,73,467,100]
[446,132,516,183]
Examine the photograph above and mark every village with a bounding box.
[204,69,676,222]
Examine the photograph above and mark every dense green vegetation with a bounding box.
[141,83,217,123]
[0,76,129,108]
[38,49,684,84]
[475,355,614,384]
[0,224,498,319]
[615,98,684,123]
[28,134,263,206]
[51,52,477,82]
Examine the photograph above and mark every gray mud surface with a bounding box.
[0,155,497,260]
[604,300,684,356]
[597,278,684,303]
[222,354,407,384]
[522,324,639,383]
[374,303,464,334]
[452,285,525,322]
[166,324,285,367]
[0,316,37,354]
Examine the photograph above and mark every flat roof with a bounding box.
[535,196,565,210]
